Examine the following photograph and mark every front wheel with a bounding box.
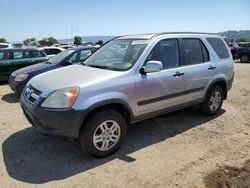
[199,85,224,116]
[79,109,127,157]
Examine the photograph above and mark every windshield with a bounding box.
[84,39,148,71]
[47,49,75,64]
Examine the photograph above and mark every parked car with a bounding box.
[9,46,97,95]
[237,43,250,63]
[39,46,65,58]
[0,48,48,81]
[20,32,234,157]
[0,43,13,49]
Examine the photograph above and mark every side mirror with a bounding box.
[64,60,72,66]
[140,60,163,74]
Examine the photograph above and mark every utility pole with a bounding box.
[71,22,73,42]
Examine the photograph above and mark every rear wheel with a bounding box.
[199,85,224,116]
[79,109,127,157]
[240,54,249,63]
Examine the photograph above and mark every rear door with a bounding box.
[135,38,187,116]
[180,37,216,103]
[8,49,33,74]
[30,50,48,63]
[0,50,11,80]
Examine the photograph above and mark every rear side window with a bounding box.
[147,39,180,69]
[206,37,230,59]
[13,51,23,59]
[182,38,209,65]
[31,50,45,57]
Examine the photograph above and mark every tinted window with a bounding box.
[44,49,61,55]
[79,49,92,62]
[0,51,10,60]
[31,50,45,58]
[0,45,8,49]
[147,39,179,69]
[182,38,209,65]
[207,37,230,59]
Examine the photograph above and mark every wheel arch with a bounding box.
[206,78,228,100]
[77,99,134,137]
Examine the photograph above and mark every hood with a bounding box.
[12,62,53,76]
[28,64,123,96]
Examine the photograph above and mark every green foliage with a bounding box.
[38,37,58,46]
[235,38,250,42]
[23,38,36,46]
[74,36,82,45]
[0,38,7,43]
[12,43,23,48]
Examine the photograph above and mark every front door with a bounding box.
[135,38,187,116]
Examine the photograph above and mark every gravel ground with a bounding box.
[0,61,249,188]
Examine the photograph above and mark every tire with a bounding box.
[240,54,249,63]
[199,85,224,116]
[79,109,127,158]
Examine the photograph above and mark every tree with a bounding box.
[0,38,7,43]
[235,38,250,42]
[38,37,58,46]
[95,40,104,46]
[74,36,82,45]
[23,38,36,46]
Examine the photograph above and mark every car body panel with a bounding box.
[20,32,234,139]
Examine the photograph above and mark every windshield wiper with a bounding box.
[88,64,108,69]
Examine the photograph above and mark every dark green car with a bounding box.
[0,48,48,81]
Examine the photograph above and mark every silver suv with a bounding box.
[20,32,234,157]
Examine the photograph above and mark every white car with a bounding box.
[39,46,65,58]
[0,43,13,49]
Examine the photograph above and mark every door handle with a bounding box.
[173,71,184,77]
[208,66,216,70]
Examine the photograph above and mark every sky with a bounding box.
[0,0,249,42]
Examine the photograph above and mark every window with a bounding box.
[147,39,179,69]
[0,45,8,49]
[68,53,78,62]
[44,49,62,55]
[13,51,23,59]
[79,49,92,62]
[31,50,45,58]
[182,38,209,65]
[207,37,230,59]
[84,39,148,71]
[0,52,10,60]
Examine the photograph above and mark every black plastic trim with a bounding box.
[137,86,204,106]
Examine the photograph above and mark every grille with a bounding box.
[25,85,42,103]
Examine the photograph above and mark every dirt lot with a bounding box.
[0,61,249,188]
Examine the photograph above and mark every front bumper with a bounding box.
[20,93,86,138]
[8,76,25,95]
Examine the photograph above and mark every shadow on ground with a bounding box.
[2,107,225,184]
[1,93,19,103]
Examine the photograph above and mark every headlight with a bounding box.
[41,87,80,108]
[14,74,28,82]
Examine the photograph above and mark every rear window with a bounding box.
[206,38,230,59]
